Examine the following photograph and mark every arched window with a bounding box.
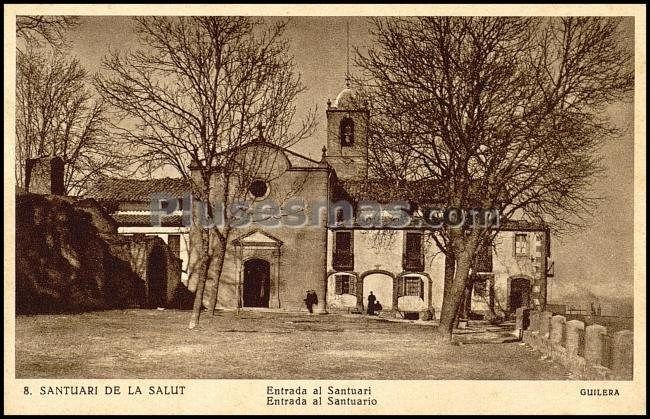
[339,117,354,146]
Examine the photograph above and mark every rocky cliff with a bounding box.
[15,192,147,314]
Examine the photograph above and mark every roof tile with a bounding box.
[86,178,190,203]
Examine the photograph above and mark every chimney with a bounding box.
[25,156,65,195]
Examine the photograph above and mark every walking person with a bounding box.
[367,291,376,315]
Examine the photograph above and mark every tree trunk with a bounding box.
[207,243,227,315]
[189,185,213,330]
[443,251,455,303]
[188,228,211,329]
[434,248,474,342]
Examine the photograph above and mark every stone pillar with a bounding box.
[317,224,329,314]
[584,324,608,366]
[25,156,65,195]
[392,277,400,311]
[550,315,566,345]
[565,320,585,357]
[539,311,553,337]
[528,311,540,332]
[316,269,328,314]
[356,276,364,312]
[611,330,633,378]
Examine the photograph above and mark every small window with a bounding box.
[339,117,354,146]
[334,274,356,295]
[403,276,423,297]
[514,233,528,256]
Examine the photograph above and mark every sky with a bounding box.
[64,16,636,308]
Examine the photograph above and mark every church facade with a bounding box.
[89,84,553,319]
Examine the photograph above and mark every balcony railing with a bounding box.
[333,250,354,270]
[402,253,425,272]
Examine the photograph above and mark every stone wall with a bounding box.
[106,234,185,308]
[518,308,633,380]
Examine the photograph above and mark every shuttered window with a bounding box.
[401,276,424,297]
[403,232,424,271]
[335,231,352,252]
[405,232,422,255]
[334,274,356,295]
[333,231,354,270]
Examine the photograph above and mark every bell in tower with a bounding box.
[340,116,354,146]
[324,79,369,180]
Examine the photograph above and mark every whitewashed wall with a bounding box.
[118,226,191,285]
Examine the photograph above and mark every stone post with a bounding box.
[528,311,540,332]
[611,330,633,379]
[539,311,553,338]
[584,324,607,366]
[550,315,566,345]
[25,156,65,195]
[515,307,531,336]
[392,277,400,311]
[565,320,585,357]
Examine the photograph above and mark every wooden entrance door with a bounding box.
[243,259,271,307]
[509,277,531,311]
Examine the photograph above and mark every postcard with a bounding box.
[4,3,646,415]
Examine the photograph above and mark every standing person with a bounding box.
[304,290,318,314]
[367,291,376,315]
[310,290,318,314]
[304,290,313,314]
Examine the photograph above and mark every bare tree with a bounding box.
[16,16,79,49]
[16,48,124,194]
[95,17,315,329]
[356,17,633,340]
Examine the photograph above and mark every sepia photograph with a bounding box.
[4,4,646,415]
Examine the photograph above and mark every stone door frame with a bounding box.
[233,230,283,309]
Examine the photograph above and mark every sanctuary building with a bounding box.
[88,83,553,320]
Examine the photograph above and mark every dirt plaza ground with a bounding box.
[15,309,574,380]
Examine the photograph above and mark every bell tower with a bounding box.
[324,80,369,180]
